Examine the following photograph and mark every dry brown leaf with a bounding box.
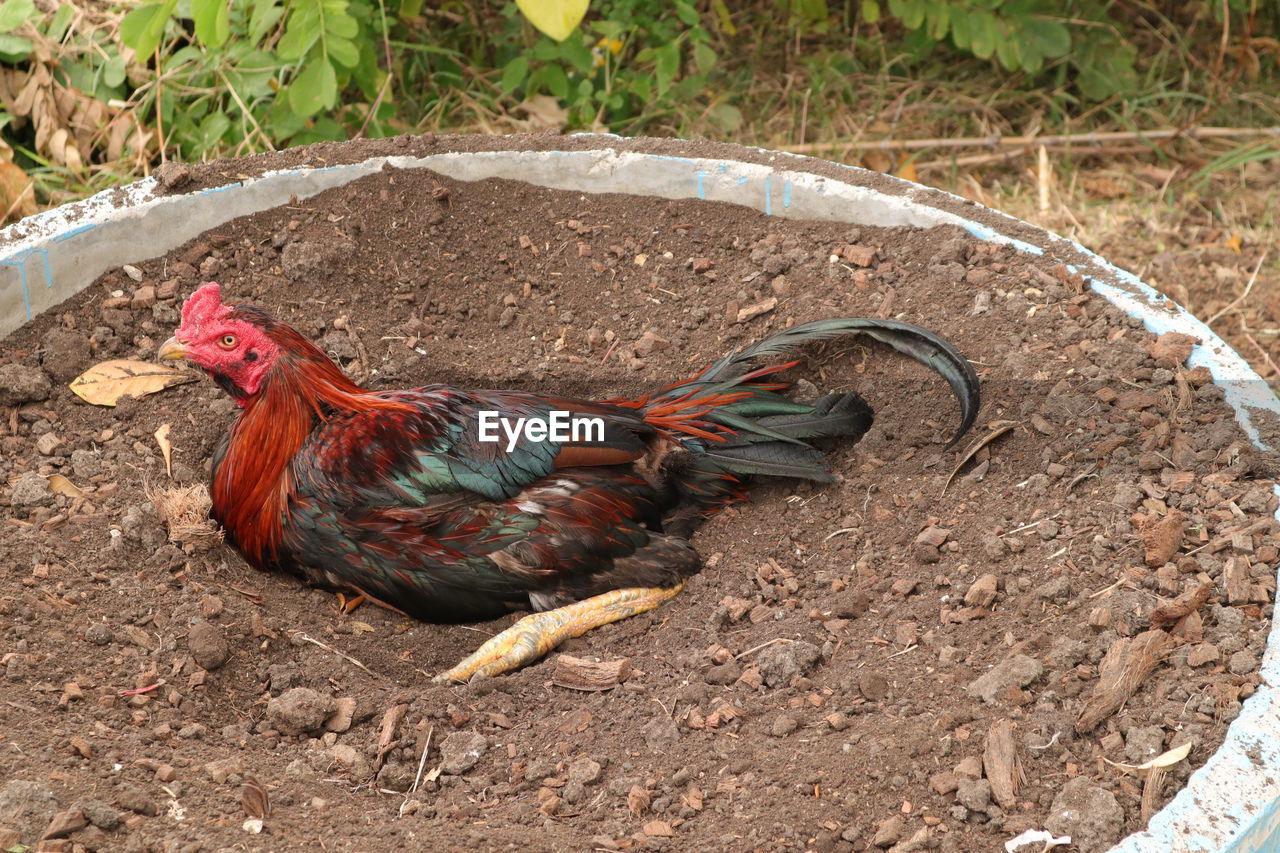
[46,474,84,497]
[154,423,172,479]
[69,359,196,406]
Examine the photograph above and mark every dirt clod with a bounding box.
[187,622,230,670]
[267,688,335,736]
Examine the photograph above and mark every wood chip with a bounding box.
[551,654,631,691]
[1138,509,1186,567]
[736,296,777,323]
[1076,629,1175,733]
[1224,557,1251,605]
[982,719,1023,810]
[375,702,409,766]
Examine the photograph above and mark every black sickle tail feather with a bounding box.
[644,318,979,512]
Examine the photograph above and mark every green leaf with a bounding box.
[861,0,880,24]
[949,8,970,49]
[0,31,30,60]
[198,110,231,148]
[500,55,528,92]
[693,41,716,74]
[968,10,995,58]
[1022,17,1070,61]
[248,0,284,43]
[327,34,359,68]
[44,3,74,41]
[103,53,127,87]
[653,40,678,95]
[0,0,34,33]
[119,0,178,59]
[542,61,568,98]
[277,3,319,60]
[288,57,337,116]
[191,0,230,47]
[515,0,588,42]
[926,1,950,40]
[994,23,1020,70]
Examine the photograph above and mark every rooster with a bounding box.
[159,282,978,681]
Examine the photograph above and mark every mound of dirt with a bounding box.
[0,140,1276,853]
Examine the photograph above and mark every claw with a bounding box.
[434,583,685,683]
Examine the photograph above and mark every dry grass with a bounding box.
[146,481,223,551]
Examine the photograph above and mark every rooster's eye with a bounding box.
[218,334,238,349]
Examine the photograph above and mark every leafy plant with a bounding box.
[882,0,1137,97]
[498,0,718,129]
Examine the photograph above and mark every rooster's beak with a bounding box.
[157,336,188,362]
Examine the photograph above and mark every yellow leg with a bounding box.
[434,583,685,683]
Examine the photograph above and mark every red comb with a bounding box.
[180,282,230,329]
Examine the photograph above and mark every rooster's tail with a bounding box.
[615,318,979,514]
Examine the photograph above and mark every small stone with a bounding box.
[858,671,890,702]
[755,640,821,688]
[439,731,487,775]
[928,771,959,795]
[40,328,92,383]
[704,661,742,685]
[10,475,54,508]
[130,286,156,310]
[964,574,999,608]
[84,622,112,646]
[0,781,60,842]
[114,785,157,816]
[953,757,983,780]
[568,757,602,785]
[1187,643,1219,667]
[204,757,245,784]
[41,808,87,840]
[187,622,230,670]
[1045,777,1124,852]
[1228,650,1258,675]
[79,800,122,831]
[0,363,52,406]
[966,655,1043,704]
[955,778,991,812]
[324,697,357,733]
[153,765,176,783]
[34,432,60,455]
[872,815,903,847]
[633,331,670,357]
[770,715,799,737]
[266,688,335,736]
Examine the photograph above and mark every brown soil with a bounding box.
[2,140,1277,853]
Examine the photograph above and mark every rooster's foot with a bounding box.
[434,583,685,683]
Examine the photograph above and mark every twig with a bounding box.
[781,126,1280,156]
[1205,251,1267,325]
[291,632,381,679]
[735,637,792,660]
[1000,511,1063,538]
[943,424,1015,495]
[1243,332,1280,378]
[399,726,433,817]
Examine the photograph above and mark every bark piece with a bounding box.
[1076,630,1174,733]
[1147,580,1212,627]
[982,719,1023,810]
[552,654,631,691]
